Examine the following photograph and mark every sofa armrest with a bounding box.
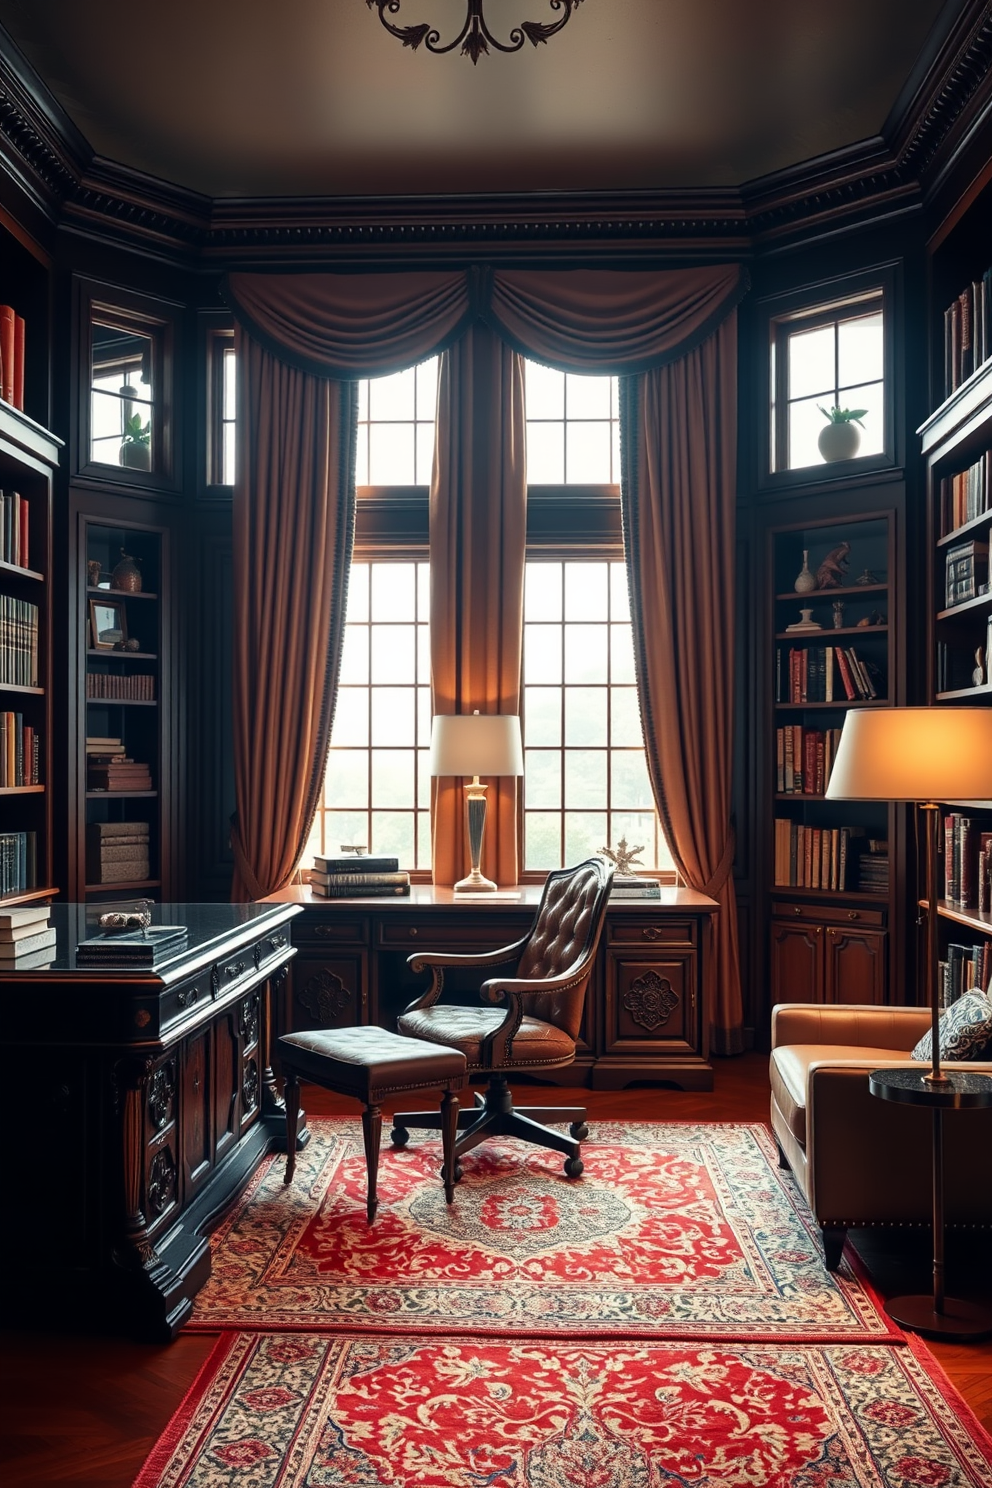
[771,1002,931,1052]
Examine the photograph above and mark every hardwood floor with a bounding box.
[2,1053,989,1485]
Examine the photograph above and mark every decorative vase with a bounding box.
[794,550,817,593]
[832,601,846,629]
[120,441,151,470]
[111,550,142,593]
[817,420,861,462]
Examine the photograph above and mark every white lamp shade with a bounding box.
[430,713,524,777]
[825,707,992,802]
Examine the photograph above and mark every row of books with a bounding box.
[943,813,992,913]
[942,269,992,400]
[0,711,39,787]
[86,820,150,885]
[939,450,992,536]
[0,304,26,411]
[87,758,153,792]
[0,903,54,969]
[941,941,991,1004]
[775,726,842,795]
[776,645,881,703]
[0,489,29,569]
[773,822,871,893]
[86,671,156,700]
[0,595,38,687]
[309,853,410,898]
[0,829,37,896]
[944,539,988,608]
[857,843,890,895]
[610,875,661,900]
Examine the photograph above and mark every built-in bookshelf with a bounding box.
[0,402,59,905]
[767,511,899,1006]
[78,519,167,901]
[919,170,992,1001]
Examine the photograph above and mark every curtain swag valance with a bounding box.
[224,263,747,380]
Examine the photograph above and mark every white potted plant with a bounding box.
[817,404,867,462]
[120,410,151,470]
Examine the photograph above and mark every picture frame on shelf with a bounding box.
[89,598,127,650]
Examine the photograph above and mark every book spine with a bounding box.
[13,313,24,411]
[0,305,14,404]
[309,871,409,888]
[310,882,410,898]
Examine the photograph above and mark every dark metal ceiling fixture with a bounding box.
[367,0,585,65]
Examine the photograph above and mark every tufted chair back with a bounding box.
[515,857,614,1041]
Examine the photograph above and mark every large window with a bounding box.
[771,294,884,471]
[355,358,439,486]
[526,364,621,484]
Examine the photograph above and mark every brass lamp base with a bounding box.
[453,779,497,893]
[453,869,498,893]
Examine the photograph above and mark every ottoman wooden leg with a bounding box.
[283,1073,300,1186]
[362,1102,382,1223]
[440,1088,460,1204]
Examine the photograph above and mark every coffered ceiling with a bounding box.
[0,0,956,200]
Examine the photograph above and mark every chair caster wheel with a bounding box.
[454,1163,463,1183]
[563,1156,584,1178]
[568,1122,589,1141]
[390,1127,409,1147]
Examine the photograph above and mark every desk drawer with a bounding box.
[607,919,696,947]
[299,917,369,946]
[377,918,525,949]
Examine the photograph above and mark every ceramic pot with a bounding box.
[120,441,151,470]
[111,550,142,593]
[794,550,817,594]
[817,420,861,462]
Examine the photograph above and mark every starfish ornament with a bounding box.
[600,837,645,876]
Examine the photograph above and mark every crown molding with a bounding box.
[0,5,989,268]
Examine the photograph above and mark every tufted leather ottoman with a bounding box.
[278,1025,467,1222]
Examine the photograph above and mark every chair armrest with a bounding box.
[771,1002,930,1052]
[402,936,528,1014]
[478,962,592,1065]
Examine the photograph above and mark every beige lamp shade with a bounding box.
[430,712,524,778]
[825,707,992,802]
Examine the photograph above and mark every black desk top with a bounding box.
[0,902,302,985]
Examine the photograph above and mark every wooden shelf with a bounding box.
[936,508,992,547]
[0,784,43,795]
[775,582,887,602]
[936,684,992,701]
[85,789,157,799]
[0,557,43,582]
[0,682,43,695]
[0,885,57,906]
[771,885,890,906]
[86,586,158,600]
[934,901,992,936]
[87,649,158,660]
[936,592,992,621]
[84,878,161,894]
[775,698,887,711]
[775,625,888,640]
[85,697,157,707]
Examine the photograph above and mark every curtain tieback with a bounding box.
[699,831,736,899]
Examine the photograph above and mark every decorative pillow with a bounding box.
[911,990,992,1063]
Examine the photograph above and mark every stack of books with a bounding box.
[0,904,56,969]
[857,841,889,896]
[309,853,410,898]
[76,923,187,967]
[86,736,152,793]
[87,820,150,884]
[610,875,661,900]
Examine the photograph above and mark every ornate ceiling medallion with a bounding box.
[367,0,585,65]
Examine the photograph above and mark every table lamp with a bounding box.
[430,711,524,892]
[826,706,992,1084]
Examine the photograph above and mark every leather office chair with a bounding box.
[391,855,614,1177]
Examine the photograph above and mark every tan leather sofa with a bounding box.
[770,1003,992,1269]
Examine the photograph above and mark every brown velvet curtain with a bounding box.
[620,315,744,1053]
[430,321,527,887]
[230,329,356,901]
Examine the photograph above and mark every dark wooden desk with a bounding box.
[265,884,718,1092]
[1,902,302,1339]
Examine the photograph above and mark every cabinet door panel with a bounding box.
[213,1011,239,1162]
[824,926,887,1004]
[603,952,698,1056]
[181,1033,210,1192]
[292,952,368,1031]
[770,921,822,1003]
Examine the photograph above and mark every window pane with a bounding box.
[525,750,561,808]
[566,421,612,483]
[372,687,414,745]
[326,811,370,855]
[339,625,369,685]
[524,686,562,746]
[610,624,636,684]
[525,812,561,870]
[525,562,562,621]
[838,311,883,387]
[789,394,828,469]
[611,750,654,809]
[372,562,416,620]
[525,362,565,419]
[565,813,606,864]
[565,751,607,807]
[565,687,607,745]
[565,561,608,621]
[835,380,884,457]
[348,564,370,623]
[369,366,416,421]
[331,689,368,748]
[416,357,439,412]
[565,625,608,683]
[372,811,415,863]
[788,324,835,399]
[326,752,368,807]
[370,625,415,683]
[369,423,416,485]
[609,562,630,622]
[416,422,435,485]
[610,687,642,747]
[355,431,369,487]
[524,625,562,683]
[527,422,565,484]
[566,373,612,419]
[372,749,415,807]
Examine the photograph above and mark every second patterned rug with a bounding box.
[189,1120,899,1342]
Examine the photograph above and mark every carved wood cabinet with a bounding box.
[0,902,301,1339]
[769,898,887,1005]
[270,885,717,1091]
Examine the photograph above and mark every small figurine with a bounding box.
[814,542,851,589]
[973,647,986,688]
[832,601,845,629]
[854,568,878,586]
[600,837,645,876]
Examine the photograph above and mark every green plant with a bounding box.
[817,404,867,427]
[121,411,151,447]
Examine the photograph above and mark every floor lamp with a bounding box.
[826,706,992,1338]
[430,711,524,892]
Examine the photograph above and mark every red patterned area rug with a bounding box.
[189,1121,898,1342]
[134,1332,992,1488]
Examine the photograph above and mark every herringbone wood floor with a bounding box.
[2,1053,990,1486]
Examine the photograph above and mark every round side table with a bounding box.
[869,1066,992,1341]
